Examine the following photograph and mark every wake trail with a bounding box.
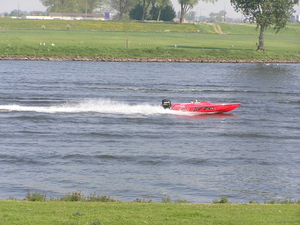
[0,99,183,116]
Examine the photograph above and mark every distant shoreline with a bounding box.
[1,55,300,63]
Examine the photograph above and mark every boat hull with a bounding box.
[170,102,241,114]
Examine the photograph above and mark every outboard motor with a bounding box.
[162,99,171,109]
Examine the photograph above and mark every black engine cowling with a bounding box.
[162,99,171,109]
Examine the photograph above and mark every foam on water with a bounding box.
[0,98,184,116]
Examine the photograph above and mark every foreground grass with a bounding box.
[1,200,300,225]
[0,19,299,59]
[1,191,299,224]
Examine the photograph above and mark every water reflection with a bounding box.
[174,113,237,119]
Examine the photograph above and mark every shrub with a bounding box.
[55,191,118,202]
[58,191,85,202]
[213,196,229,204]
[134,197,152,203]
[25,189,47,201]
[7,196,19,201]
[249,200,258,204]
[162,194,172,203]
[264,198,300,204]
[175,199,188,203]
[87,193,118,202]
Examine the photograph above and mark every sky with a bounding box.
[1,0,300,18]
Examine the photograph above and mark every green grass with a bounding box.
[1,190,299,224]
[217,22,300,35]
[0,19,200,32]
[0,19,299,59]
[0,200,299,225]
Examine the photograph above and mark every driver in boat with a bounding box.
[191,100,198,103]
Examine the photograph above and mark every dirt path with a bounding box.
[206,23,225,34]
[213,24,224,34]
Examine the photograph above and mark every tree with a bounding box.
[40,0,103,13]
[9,10,20,17]
[149,5,160,20]
[77,0,102,13]
[209,10,225,23]
[178,0,197,23]
[160,5,176,21]
[156,0,171,21]
[185,11,196,21]
[29,11,47,16]
[149,0,157,20]
[129,3,144,20]
[141,0,152,21]
[130,2,175,21]
[129,0,154,21]
[230,0,299,51]
[40,0,77,12]
[110,0,135,20]
[178,0,217,23]
[147,0,173,21]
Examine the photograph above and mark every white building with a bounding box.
[26,13,105,21]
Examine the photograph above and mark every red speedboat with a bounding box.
[162,99,241,114]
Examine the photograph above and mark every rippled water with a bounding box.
[0,61,299,203]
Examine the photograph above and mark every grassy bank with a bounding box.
[1,201,300,225]
[1,191,299,225]
[0,19,201,32]
[0,19,299,60]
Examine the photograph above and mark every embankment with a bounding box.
[1,55,299,63]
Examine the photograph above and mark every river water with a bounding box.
[0,61,299,203]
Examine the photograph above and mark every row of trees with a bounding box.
[129,4,176,21]
[181,10,230,23]
[3,9,241,23]
[3,9,47,17]
[39,0,218,22]
[3,10,46,17]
